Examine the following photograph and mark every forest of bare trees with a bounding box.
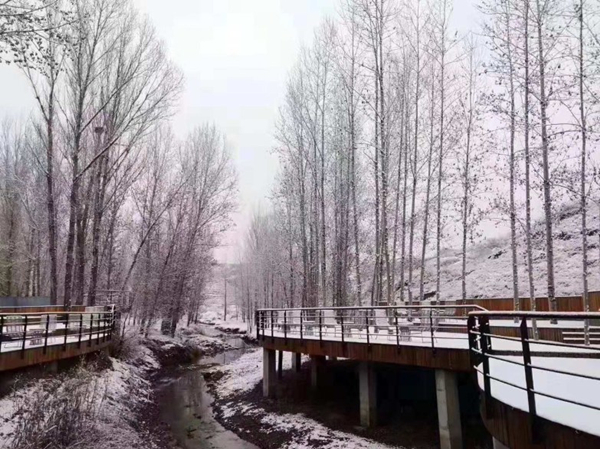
[238,0,600,322]
[0,0,237,336]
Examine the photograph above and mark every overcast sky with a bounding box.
[135,0,341,263]
[0,0,479,264]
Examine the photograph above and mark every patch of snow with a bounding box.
[210,348,401,449]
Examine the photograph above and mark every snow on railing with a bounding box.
[0,305,117,357]
[468,311,600,438]
[255,304,487,351]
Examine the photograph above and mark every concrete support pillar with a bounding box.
[47,361,59,373]
[310,355,326,391]
[263,348,276,398]
[277,350,283,379]
[359,361,377,427]
[291,352,302,372]
[493,438,510,449]
[435,369,463,449]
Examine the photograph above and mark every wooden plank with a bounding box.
[482,395,600,449]
[0,338,110,373]
[260,336,472,372]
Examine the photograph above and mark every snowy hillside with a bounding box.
[416,204,600,300]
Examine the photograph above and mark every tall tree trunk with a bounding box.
[505,4,520,312]
[46,95,58,305]
[88,151,109,306]
[523,0,537,336]
[436,0,448,303]
[535,0,556,313]
[461,44,475,302]
[419,72,436,303]
[408,22,421,309]
[578,0,590,343]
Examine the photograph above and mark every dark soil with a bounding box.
[206,359,492,449]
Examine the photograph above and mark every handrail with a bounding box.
[256,304,484,352]
[258,304,488,312]
[0,306,117,358]
[467,311,600,440]
[468,310,600,319]
[0,310,113,317]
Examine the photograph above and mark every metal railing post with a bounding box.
[97,315,101,345]
[284,310,287,343]
[520,316,540,442]
[395,311,400,349]
[255,310,259,340]
[43,314,50,354]
[467,314,477,366]
[366,309,371,349]
[63,314,69,351]
[319,310,323,347]
[89,314,94,347]
[300,311,303,341]
[340,313,345,345]
[271,310,274,341]
[0,315,4,354]
[479,315,492,418]
[430,309,435,353]
[78,314,83,348]
[21,315,28,358]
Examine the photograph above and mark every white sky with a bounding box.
[0,0,479,264]
[135,0,340,263]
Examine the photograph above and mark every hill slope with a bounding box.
[415,204,600,300]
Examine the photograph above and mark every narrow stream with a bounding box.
[157,326,258,449]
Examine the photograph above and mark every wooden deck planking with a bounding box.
[0,337,110,372]
[260,335,472,372]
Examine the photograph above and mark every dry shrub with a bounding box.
[9,363,106,449]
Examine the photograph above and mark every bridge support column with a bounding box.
[493,438,510,449]
[359,361,377,427]
[291,352,302,372]
[310,355,326,391]
[435,369,462,449]
[47,361,59,373]
[278,350,283,379]
[263,348,276,398]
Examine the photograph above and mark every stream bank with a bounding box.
[142,324,258,449]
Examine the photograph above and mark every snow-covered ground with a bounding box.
[208,348,401,449]
[0,339,160,449]
[415,203,600,299]
[195,263,250,333]
[0,322,235,449]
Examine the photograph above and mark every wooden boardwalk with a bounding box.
[257,301,600,449]
[0,305,116,373]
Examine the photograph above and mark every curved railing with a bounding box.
[256,304,487,351]
[0,305,117,358]
[467,311,600,439]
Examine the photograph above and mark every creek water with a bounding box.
[157,326,258,449]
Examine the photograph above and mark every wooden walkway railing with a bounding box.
[0,305,117,372]
[256,304,487,352]
[468,310,600,445]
